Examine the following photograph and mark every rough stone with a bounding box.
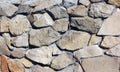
[68,5,88,17]
[90,0,103,2]
[0,0,21,4]
[7,59,25,72]
[29,27,61,46]
[0,2,18,16]
[98,9,120,35]
[57,30,90,51]
[33,13,54,28]
[82,56,119,72]
[52,18,69,32]
[74,45,103,59]
[71,16,102,33]
[108,0,120,7]
[9,15,31,35]
[51,53,75,70]
[63,0,78,8]
[19,58,33,67]
[79,0,90,6]
[17,5,32,13]
[1,55,8,72]
[89,2,115,18]
[47,5,68,19]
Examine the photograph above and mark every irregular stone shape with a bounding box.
[74,45,103,59]
[47,5,68,19]
[108,0,120,7]
[29,27,60,46]
[79,0,90,6]
[98,9,120,35]
[11,33,28,47]
[89,34,102,45]
[30,65,55,72]
[11,48,26,58]
[63,0,78,8]
[26,44,62,64]
[52,18,69,32]
[7,59,25,72]
[0,2,18,16]
[1,55,8,72]
[17,5,32,13]
[51,53,75,70]
[89,2,115,18]
[101,36,120,48]
[82,56,119,72]
[33,13,54,27]
[71,16,102,33]
[68,5,88,16]
[57,62,83,72]
[9,15,31,35]
[0,36,10,56]
[106,44,120,57]
[19,58,33,67]
[57,30,90,51]
[90,0,103,2]
[0,0,21,4]
[0,16,10,32]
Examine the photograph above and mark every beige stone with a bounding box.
[108,0,120,7]
[19,58,33,67]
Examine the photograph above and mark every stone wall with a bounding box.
[0,0,120,72]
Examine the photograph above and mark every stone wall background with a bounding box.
[0,0,120,72]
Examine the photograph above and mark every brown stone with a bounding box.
[1,55,8,72]
[108,0,120,7]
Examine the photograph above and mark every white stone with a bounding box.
[0,0,21,4]
[79,0,90,6]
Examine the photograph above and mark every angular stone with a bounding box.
[101,36,120,48]
[47,5,68,19]
[11,33,28,47]
[106,44,120,57]
[0,16,10,32]
[57,62,83,72]
[79,0,90,6]
[30,27,60,46]
[90,0,103,2]
[11,48,26,58]
[71,16,102,33]
[51,53,75,70]
[57,30,90,51]
[0,36,10,56]
[89,2,115,18]
[30,65,55,72]
[74,45,103,59]
[89,34,102,45]
[7,59,25,72]
[0,2,18,16]
[63,0,78,8]
[0,0,21,4]
[26,44,62,64]
[19,58,33,67]
[17,5,32,13]
[33,13,54,27]
[108,0,120,7]
[68,5,88,17]
[98,9,120,35]
[82,56,119,72]
[9,15,31,35]
[1,55,8,72]
[52,18,69,32]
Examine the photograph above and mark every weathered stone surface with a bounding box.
[74,45,103,59]
[0,0,21,4]
[19,58,33,67]
[7,59,25,72]
[63,0,78,8]
[9,15,31,35]
[98,9,120,35]
[100,36,120,48]
[53,18,69,32]
[89,34,102,45]
[33,13,54,27]
[26,44,62,64]
[89,2,115,18]
[90,0,103,2]
[47,5,68,19]
[17,5,32,13]
[51,53,75,70]
[57,30,90,51]
[0,16,10,32]
[106,44,120,57]
[57,62,83,72]
[1,55,8,72]
[108,0,120,7]
[0,2,18,16]
[82,56,119,72]
[30,27,61,46]
[30,65,55,72]
[68,5,88,16]
[79,0,90,6]
[71,16,102,33]
[0,36,10,56]
[11,48,26,58]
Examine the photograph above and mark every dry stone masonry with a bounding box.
[0,0,120,72]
